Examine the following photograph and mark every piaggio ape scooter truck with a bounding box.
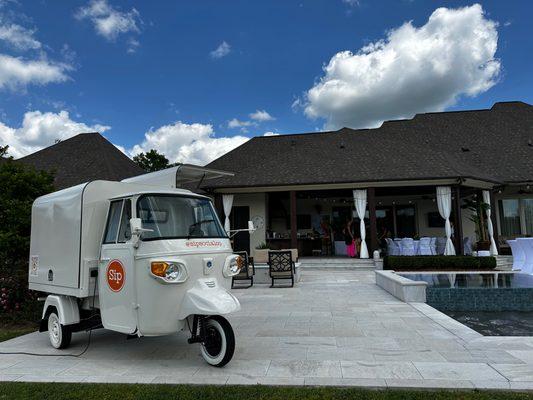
[28,165,253,367]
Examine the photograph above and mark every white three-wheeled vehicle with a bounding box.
[28,165,248,366]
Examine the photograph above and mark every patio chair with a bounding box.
[418,237,432,255]
[400,238,415,256]
[436,237,447,255]
[507,239,525,271]
[231,251,255,288]
[430,237,437,255]
[268,250,295,287]
[394,238,403,255]
[385,238,399,256]
[516,238,533,274]
[463,237,473,255]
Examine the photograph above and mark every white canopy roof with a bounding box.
[121,164,234,188]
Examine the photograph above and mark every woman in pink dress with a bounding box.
[343,219,356,258]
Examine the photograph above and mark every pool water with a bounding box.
[399,272,533,289]
[445,311,533,336]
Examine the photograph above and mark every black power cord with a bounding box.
[0,271,99,358]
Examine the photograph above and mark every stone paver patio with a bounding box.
[1,268,533,389]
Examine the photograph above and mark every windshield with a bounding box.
[137,195,227,241]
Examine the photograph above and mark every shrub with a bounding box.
[0,159,54,323]
[383,255,496,271]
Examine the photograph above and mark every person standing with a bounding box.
[343,219,356,258]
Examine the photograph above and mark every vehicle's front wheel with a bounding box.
[48,311,72,349]
[200,316,235,367]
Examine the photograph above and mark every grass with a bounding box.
[0,383,531,400]
[0,323,36,343]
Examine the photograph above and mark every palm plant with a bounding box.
[462,195,490,243]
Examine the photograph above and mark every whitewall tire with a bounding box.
[200,316,235,367]
[48,312,72,349]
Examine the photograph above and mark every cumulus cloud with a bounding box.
[210,41,231,59]
[130,121,249,166]
[263,132,279,136]
[75,0,141,41]
[0,23,41,50]
[249,109,275,122]
[302,4,500,129]
[0,110,110,158]
[0,54,71,91]
[227,118,252,130]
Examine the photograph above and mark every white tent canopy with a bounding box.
[436,186,456,255]
[353,189,369,259]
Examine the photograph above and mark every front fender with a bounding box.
[177,278,240,320]
[40,295,80,331]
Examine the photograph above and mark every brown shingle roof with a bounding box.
[203,101,533,189]
[18,132,144,189]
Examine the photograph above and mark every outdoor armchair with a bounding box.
[232,251,255,288]
[268,250,295,288]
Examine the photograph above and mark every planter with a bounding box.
[476,240,490,251]
[252,248,269,263]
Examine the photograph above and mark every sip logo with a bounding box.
[106,260,125,292]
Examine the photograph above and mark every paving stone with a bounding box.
[341,361,422,380]
[414,362,508,381]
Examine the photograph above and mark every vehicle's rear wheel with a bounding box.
[48,312,72,349]
[200,316,235,367]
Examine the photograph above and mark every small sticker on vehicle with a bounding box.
[30,255,39,276]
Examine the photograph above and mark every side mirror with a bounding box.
[130,218,153,248]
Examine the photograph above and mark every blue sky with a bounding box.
[0,0,532,164]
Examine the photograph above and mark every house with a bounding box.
[17,132,145,189]
[199,101,533,258]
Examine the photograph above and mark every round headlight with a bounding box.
[223,255,241,277]
[165,263,181,281]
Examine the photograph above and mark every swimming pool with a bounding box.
[400,272,533,312]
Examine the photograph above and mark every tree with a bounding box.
[0,145,10,158]
[0,161,55,273]
[0,160,54,320]
[133,149,171,172]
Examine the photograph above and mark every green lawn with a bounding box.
[0,325,36,343]
[0,383,531,400]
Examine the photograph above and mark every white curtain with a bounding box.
[222,194,234,233]
[353,189,369,258]
[436,186,456,255]
[482,190,499,255]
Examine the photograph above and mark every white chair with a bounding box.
[463,237,473,255]
[517,238,533,274]
[430,237,437,255]
[413,240,420,255]
[394,238,403,255]
[507,239,525,270]
[400,238,415,256]
[436,237,447,255]
[418,237,432,255]
[386,238,400,256]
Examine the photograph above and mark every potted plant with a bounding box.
[253,242,270,263]
[462,195,490,251]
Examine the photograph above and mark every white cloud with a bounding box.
[342,0,360,7]
[130,121,249,166]
[249,109,275,122]
[75,0,141,41]
[227,118,252,129]
[210,41,231,59]
[127,38,140,53]
[0,23,41,50]
[263,131,279,136]
[0,110,110,158]
[0,54,71,91]
[302,4,500,129]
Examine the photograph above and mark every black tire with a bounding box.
[47,311,72,349]
[200,316,235,367]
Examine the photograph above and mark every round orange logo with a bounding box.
[106,260,125,292]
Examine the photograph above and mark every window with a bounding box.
[498,199,521,237]
[104,200,123,244]
[117,199,132,243]
[524,199,533,235]
[137,195,226,241]
[396,205,416,238]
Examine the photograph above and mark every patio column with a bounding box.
[353,189,369,258]
[483,190,499,255]
[436,186,456,255]
[368,187,378,254]
[452,186,464,255]
[290,190,297,249]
